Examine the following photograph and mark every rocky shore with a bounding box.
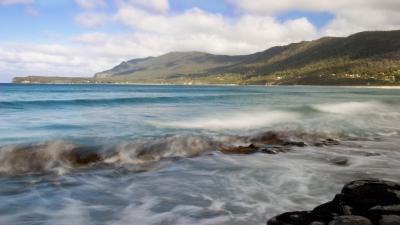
[267,179,400,225]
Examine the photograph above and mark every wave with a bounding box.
[0,94,261,109]
[0,131,342,176]
[0,136,221,175]
[311,101,393,115]
[152,101,400,131]
[154,111,299,130]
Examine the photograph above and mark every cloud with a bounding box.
[0,0,33,5]
[114,6,318,55]
[0,43,127,79]
[229,0,400,36]
[228,0,399,14]
[323,7,400,36]
[74,12,109,27]
[74,0,106,9]
[125,0,169,13]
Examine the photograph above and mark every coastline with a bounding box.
[6,82,400,88]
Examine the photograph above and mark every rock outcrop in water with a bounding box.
[267,179,400,225]
[221,132,308,155]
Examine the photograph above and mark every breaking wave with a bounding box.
[0,131,342,176]
[153,101,400,132]
[154,111,300,130]
[311,101,398,115]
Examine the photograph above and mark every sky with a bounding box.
[0,0,400,82]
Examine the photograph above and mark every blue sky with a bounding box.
[0,0,332,42]
[0,0,398,82]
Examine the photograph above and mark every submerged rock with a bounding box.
[329,156,349,166]
[249,132,286,145]
[314,138,340,147]
[267,179,400,225]
[260,146,291,154]
[220,132,308,155]
[283,141,307,147]
[221,144,258,154]
[62,146,102,166]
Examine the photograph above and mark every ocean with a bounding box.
[0,84,400,225]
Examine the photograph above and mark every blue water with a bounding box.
[0,84,400,225]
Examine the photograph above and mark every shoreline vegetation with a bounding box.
[13,30,400,86]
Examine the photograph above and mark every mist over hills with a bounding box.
[14,30,400,85]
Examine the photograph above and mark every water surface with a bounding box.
[0,84,399,225]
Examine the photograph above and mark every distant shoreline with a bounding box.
[6,82,400,88]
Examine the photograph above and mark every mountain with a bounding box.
[94,51,246,80]
[13,30,400,85]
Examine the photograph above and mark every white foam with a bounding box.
[312,101,387,115]
[153,111,299,130]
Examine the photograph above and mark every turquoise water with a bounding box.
[0,84,400,225]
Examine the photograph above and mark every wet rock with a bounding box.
[249,132,285,145]
[329,156,349,166]
[379,215,400,225]
[365,153,381,157]
[260,146,290,154]
[283,141,306,147]
[310,222,326,225]
[62,146,102,166]
[267,211,313,225]
[267,179,400,225]
[370,204,400,213]
[328,216,372,225]
[220,144,258,154]
[314,138,340,147]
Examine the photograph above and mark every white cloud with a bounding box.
[74,0,106,9]
[75,12,109,27]
[125,0,169,13]
[229,0,400,36]
[323,7,400,36]
[114,6,318,55]
[0,43,127,80]
[0,0,33,5]
[228,0,399,15]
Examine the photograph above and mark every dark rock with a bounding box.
[260,146,290,154]
[341,179,400,212]
[370,204,400,213]
[267,211,313,225]
[220,144,258,154]
[283,141,307,147]
[379,215,400,225]
[249,132,285,145]
[328,216,372,225]
[62,146,102,166]
[310,222,326,225]
[329,156,349,166]
[365,153,381,157]
[315,139,340,147]
[267,179,400,225]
